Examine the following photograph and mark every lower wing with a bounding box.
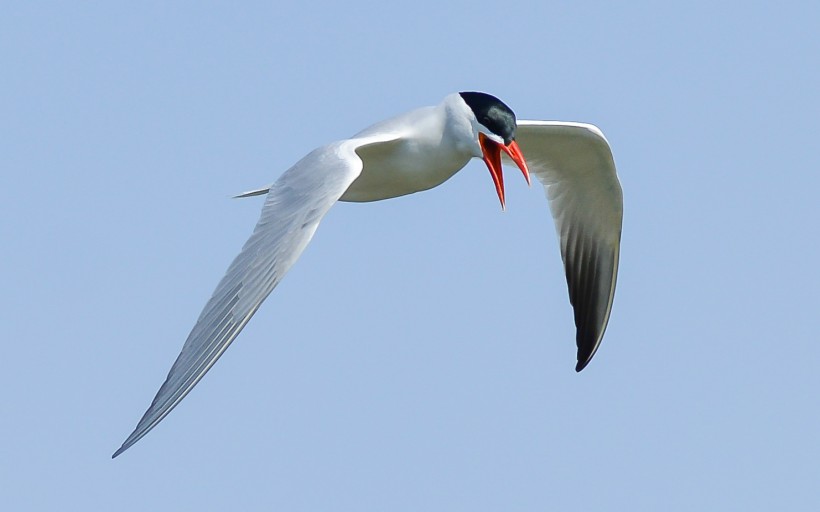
[509,120,623,371]
[113,133,400,457]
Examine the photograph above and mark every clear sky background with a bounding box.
[2,2,819,510]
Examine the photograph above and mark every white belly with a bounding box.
[339,135,472,203]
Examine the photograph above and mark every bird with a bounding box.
[112,91,623,458]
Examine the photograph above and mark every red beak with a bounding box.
[478,133,531,210]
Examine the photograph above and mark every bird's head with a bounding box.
[459,91,530,209]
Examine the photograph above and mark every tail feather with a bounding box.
[233,186,271,198]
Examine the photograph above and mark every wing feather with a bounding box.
[113,134,398,457]
[507,121,623,371]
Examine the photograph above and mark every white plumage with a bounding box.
[113,92,622,458]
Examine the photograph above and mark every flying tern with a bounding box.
[113,91,623,458]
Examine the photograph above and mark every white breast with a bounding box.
[339,101,475,203]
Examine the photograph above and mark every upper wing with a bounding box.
[113,134,399,458]
[507,120,623,371]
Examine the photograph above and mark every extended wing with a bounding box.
[113,134,399,457]
[507,121,623,371]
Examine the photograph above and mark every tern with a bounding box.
[113,92,623,458]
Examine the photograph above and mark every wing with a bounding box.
[113,134,399,458]
[506,121,623,372]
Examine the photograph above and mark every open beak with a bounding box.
[479,133,531,210]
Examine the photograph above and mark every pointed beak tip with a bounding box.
[503,140,530,187]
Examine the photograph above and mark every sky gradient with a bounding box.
[2,2,819,510]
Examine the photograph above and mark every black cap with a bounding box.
[459,92,517,145]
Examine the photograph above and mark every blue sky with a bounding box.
[2,1,819,510]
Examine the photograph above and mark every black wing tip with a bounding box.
[575,355,593,372]
[575,338,600,372]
